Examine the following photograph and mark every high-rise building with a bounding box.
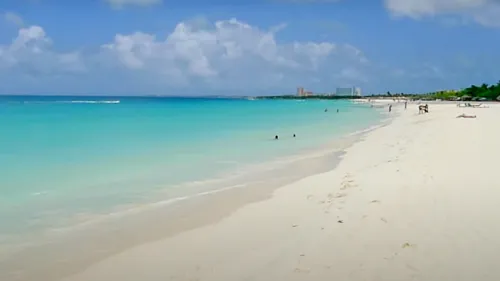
[297,87,305,96]
[336,86,361,96]
[336,87,354,96]
[354,87,362,96]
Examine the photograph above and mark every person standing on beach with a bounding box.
[405,101,407,110]
[389,105,392,112]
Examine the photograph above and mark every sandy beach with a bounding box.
[61,103,500,281]
[11,103,500,281]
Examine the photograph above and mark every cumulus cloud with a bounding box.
[0,25,85,75]
[0,18,369,94]
[384,0,500,27]
[99,18,370,91]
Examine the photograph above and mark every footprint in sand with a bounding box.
[294,267,311,273]
[370,200,381,204]
[341,182,358,190]
[334,193,347,198]
[402,242,416,249]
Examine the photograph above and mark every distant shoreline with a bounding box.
[255,95,364,100]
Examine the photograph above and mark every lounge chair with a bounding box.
[456,114,476,118]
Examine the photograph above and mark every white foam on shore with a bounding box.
[35,108,391,238]
[45,184,250,235]
[42,116,385,239]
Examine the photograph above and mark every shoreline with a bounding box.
[0,107,392,281]
[58,102,500,281]
[0,100,384,248]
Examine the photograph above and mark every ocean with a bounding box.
[0,95,385,249]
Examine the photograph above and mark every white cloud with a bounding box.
[104,0,162,8]
[0,18,369,94]
[3,12,24,27]
[384,0,500,27]
[0,26,85,75]
[99,18,366,91]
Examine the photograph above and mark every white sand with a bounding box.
[63,103,500,281]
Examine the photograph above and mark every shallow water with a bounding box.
[0,96,384,245]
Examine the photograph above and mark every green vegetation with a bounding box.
[375,81,500,101]
[452,81,500,101]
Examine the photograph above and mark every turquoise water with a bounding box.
[0,96,384,244]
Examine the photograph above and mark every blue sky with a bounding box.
[0,0,499,96]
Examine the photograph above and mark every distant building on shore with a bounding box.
[297,87,313,97]
[354,87,362,96]
[336,86,362,97]
[297,87,305,96]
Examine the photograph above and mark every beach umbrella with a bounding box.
[461,95,471,101]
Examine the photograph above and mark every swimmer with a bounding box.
[275,135,279,140]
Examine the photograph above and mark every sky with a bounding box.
[0,0,499,96]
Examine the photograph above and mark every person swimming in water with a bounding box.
[275,135,279,140]
[293,134,296,137]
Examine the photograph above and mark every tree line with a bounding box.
[380,81,500,101]
[260,81,500,101]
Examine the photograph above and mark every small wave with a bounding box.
[46,183,248,234]
[20,100,120,104]
[30,191,49,196]
[56,100,120,104]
